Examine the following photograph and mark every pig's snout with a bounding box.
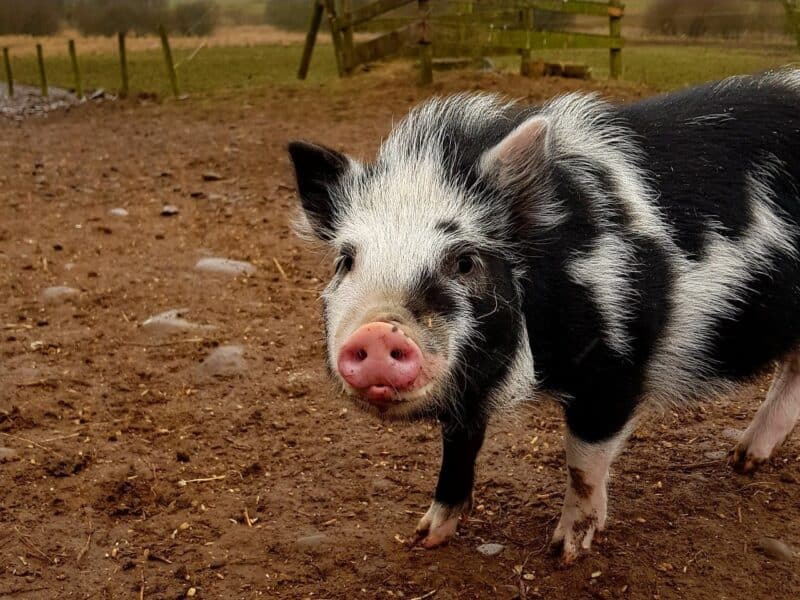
[337,322,423,403]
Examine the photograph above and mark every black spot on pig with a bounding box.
[435,219,461,235]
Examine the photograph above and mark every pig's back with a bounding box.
[616,71,800,389]
[618,71,800,260]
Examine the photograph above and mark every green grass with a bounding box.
[6,44,339,97]
[495,44,800,90]
[4,41,798,98]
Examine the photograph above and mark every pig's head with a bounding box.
[288,95,548,422]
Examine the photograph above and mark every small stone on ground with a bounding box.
[201,345,247,377]
[0,447,19,462]
[161,204,180,216]
[109,208,129,217]
[41,286,79,304]
[703,450,728,460]
[195,257,256,276]
[141,309,214,335]
[477,543,505,556]
[296,533,328,549]
[756,537,796,561]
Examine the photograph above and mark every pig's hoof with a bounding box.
[730,444,766,475]
[411,500,465,548]
[549,515,599,565]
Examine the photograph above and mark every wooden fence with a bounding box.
[1,29,181,100]
[299,0,625,83]
[300,0,433,83]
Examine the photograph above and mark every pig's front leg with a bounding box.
[413,419,487,548]
[551,426,630,564]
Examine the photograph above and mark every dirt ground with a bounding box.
[1,67,799,600]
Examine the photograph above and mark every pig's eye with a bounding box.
[456,254,476,276]
[336,252,354,274]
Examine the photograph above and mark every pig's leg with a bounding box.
[551,426,631,564]
[413,420,486,548]
[732,350,800,474]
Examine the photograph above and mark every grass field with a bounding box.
[3,43,340,97]
[496,44,800,90]
[1,34,798,96]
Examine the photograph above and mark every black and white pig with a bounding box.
[288,70,800,563]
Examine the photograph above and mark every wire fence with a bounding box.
[1,29,181,101]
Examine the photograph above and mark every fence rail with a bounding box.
[300,0,627,82]
[300,0,432,83]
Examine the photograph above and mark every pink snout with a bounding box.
[337,322,424,404]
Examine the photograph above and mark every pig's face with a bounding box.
[289,96,551,421]
[288,113,535,419]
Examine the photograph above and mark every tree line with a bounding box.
[644,0,791,38]
[0,0,218,37]
[1,1,793,39]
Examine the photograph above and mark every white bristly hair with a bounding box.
[322,95,524,417]
[645,156,799,402]
[567,232,640,356]
[315,78,800,418]
[525,94,672,360]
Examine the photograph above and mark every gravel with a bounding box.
[1,84,112,120]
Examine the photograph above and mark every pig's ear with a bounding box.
[479,116,551,183]
[288,140,351,242]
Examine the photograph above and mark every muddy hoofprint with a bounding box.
[289,70,800,564]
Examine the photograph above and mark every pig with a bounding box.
[288,69,800,563]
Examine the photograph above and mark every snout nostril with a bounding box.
[390,348,404,361]
[355,349,368,361]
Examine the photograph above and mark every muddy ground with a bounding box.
[1,67,799,599]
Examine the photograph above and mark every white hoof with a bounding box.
[412,500,468,548]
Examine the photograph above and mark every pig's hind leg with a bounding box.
[732,350,800,474]
[550,424,632,565]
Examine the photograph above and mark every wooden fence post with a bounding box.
[2,47,12,98]
[784,1,800,50]
[323,0,345,76]
[341,0,355,74]
[158,25,180,98]
[418,0,433,85]
[117,32,129,97]
[794,10,800,50]
[298,0,325,79]
[68,39,83,98]
[461,1,482,68]
[36,43,48,97]
[520,7,535,76]
[457,1,467,47]
[609,0,623,80]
